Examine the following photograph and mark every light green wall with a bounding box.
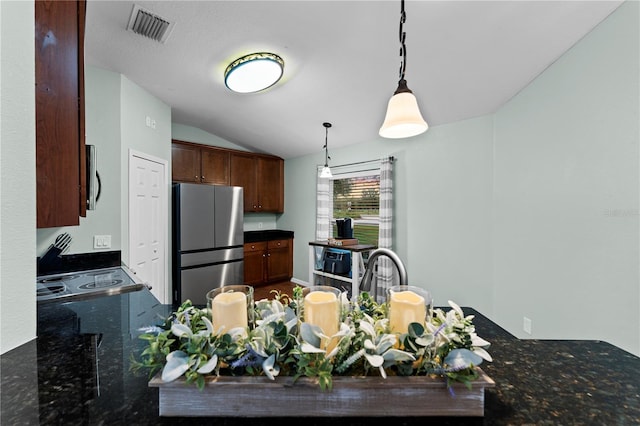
[36,66,122,256]
[278,114,495,312]
[172,123,248,151]
[279,1,639,356]
[119,76,172,265]
[492,0,639,355]
[1,0,37,353]
[35,70,173,266]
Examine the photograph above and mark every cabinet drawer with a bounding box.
[244,242,267,252]
[267,239,290,249]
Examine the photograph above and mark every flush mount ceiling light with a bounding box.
[320,122,333,178]
[224,52,284,93]
[379,0,428,139]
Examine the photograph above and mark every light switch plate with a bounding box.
[93,235,112,249]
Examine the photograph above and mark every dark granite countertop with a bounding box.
[2,289,638,425]
[245,229,294,243]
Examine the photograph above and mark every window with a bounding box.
[330,171,380,246]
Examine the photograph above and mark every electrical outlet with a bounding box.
[523,317,532,335]
[93,235,112,249]
[145,116,156,129]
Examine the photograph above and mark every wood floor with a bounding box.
[252,281,299,301]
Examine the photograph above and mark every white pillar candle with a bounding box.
[389,290,426,334]
[304,290,340,351]
[211,291,248,333]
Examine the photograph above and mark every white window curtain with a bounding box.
[374,157,394,302]
[315,158,395,300]
[314,170,331,277]
[315,171,331,241]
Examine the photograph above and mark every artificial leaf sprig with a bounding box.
[131,291,492,392]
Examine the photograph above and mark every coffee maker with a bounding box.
[335,218,353,239]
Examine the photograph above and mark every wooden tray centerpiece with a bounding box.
[134,287,495,417]
[149,368,495,417]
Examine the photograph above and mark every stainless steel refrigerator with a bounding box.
[172,183,244,305]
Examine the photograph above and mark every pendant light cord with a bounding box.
[323,122,331,167]
[398,0,407,82]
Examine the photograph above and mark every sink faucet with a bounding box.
[359,248,408,299]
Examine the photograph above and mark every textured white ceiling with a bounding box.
[85,0,623,159]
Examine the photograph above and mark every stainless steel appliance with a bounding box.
[85,144,101,210]
[172,183,244,305]
[37,266,146,304]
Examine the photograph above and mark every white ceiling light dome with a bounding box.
[224,52,284,93]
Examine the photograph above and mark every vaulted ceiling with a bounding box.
[85,0,623,159]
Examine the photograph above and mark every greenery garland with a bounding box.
[131,288,492,391]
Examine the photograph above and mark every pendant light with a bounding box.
[379,0,428,139]
[320,122,333,178]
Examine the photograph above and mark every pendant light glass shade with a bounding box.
[320,166,332,178]
[224,52,284,93]
[380,0,428,139]
[379,81,428,139]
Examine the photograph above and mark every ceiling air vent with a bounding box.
[127,4,174,43]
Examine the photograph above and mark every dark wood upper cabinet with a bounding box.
[35,0,86,228]
[229,152,258,211]
[171,142,201,183]
[171,140,284,213]
[230,152,284,213]
[200,147,230,185]
[257,156,284,213]
[171,140,230,185]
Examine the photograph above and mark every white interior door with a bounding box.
[129,150,168,304]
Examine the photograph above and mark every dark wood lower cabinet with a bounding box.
[244,239,293,287]
[265,239,292,282]
[243,242,268,286]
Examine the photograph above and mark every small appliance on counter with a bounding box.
[335,218,353,239]
[322,248,352,277]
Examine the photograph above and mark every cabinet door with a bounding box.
[243,242,267,286]
[266,239,292,282]
[201,148,230,185]
[258,156,284,213]
[35,0,86,228]
[172,142,201,183]
[230,153,258,212]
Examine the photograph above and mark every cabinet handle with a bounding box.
[202,176,205,179]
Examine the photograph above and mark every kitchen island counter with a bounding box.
[1,288,638,425]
